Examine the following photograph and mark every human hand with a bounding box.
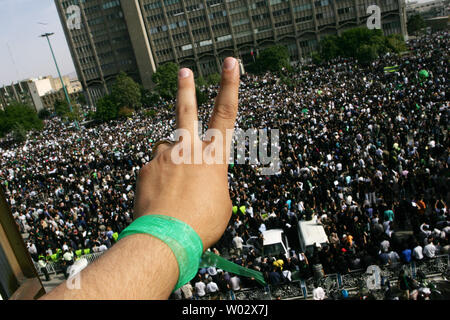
[133,57,240,250]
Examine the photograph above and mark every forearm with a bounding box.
[41,234,179,300]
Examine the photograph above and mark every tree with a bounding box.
[38,108,51,119]
[11,123,27,143]
[152,62,179,100]
[206,73,221,86]
[141,87,160,107]
[319,35,340,61]
[248,45,291,74]
[66,104,82,122]
[385,34,407,54]
[317,27,406,64]
[111,72,142,110]
[94,95,119,122]
[311,51,323,65]
[196,87,208,106]
[356,44,379,65]
[195,76,207,88]
[77,93,87,106]
[54,99,70,118]
[407,14,426,34]
[0,102,43,137]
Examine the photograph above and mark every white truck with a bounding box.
[297,219,329,255]
[261,229,291,259]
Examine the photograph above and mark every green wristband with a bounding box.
[118,214,203,291]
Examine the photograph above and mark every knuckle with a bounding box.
[214,103,237,120]
[177,103,195,115]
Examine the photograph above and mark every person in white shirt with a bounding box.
[420,223,432,237]
[388,250,400,264]
[232,234,244,256]
[413,243,424,261]
[181,283,194,300]
[380,239,390,253]
[206,278,219,294]
[195,279,206,298]
[423,241,436,259]
[313,286,326,300]
[229,275,241,291]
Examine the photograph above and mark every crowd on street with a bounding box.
[0,31,448,300]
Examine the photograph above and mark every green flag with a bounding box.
[200,251,266,286]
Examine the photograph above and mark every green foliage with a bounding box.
[407,14,426,34]
[196,87,208,106]
[11,123,27,143]
[152,62,179,100]
[53,99,81,122]
[356,44,379,65]
[248,45,290,74]
[320,35,341,61]
[111,72,142,110]
[196,76,207,88]
[86,110,96,120]
[0,102,43,137]
[141,87,160,107]
[77,93,87,106]
[317,28,406,64]
[38,108,51,119]
[94,95,119,122]
[143,109,157,118]
[206,73,221,86]
[117,106,134,118]
[66,104,82,122]
[311,51,323,65]
[385,34,407,53]
[54,99,70,117]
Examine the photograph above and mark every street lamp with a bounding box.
[40,32,79,130]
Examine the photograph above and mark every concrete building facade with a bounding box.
[0,76,83,113]
[55,0,407,101]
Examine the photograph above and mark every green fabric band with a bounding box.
[118,214,203,291]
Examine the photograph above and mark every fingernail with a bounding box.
[223,57,236,70]
[179,68,190,79]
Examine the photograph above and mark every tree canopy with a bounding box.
[111,71,142,110]
[248,45,291,74]
[407,14,426,34]
[0,102,43,138]
[316,28,406,64]
[152,62,179,100]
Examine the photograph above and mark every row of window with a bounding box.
[102,0,120,10]
[76,44,92,54]
[273,7,291,17]
[79,55,96,65]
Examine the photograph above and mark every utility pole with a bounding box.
[40,32,79,130]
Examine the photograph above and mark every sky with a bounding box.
[0,0,435,87]
[0,0,76,87]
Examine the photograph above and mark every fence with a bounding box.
[34,251,448,300]
[34,251,106,277]
[197,254,449,300]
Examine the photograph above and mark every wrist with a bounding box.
[118,214,203,291]
[119,234,179,298]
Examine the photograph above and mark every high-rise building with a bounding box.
[55,0,140,106]
[55,0,407,102]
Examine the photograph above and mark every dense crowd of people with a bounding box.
[0,31,448,300]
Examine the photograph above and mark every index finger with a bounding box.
[208,57,240,136]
